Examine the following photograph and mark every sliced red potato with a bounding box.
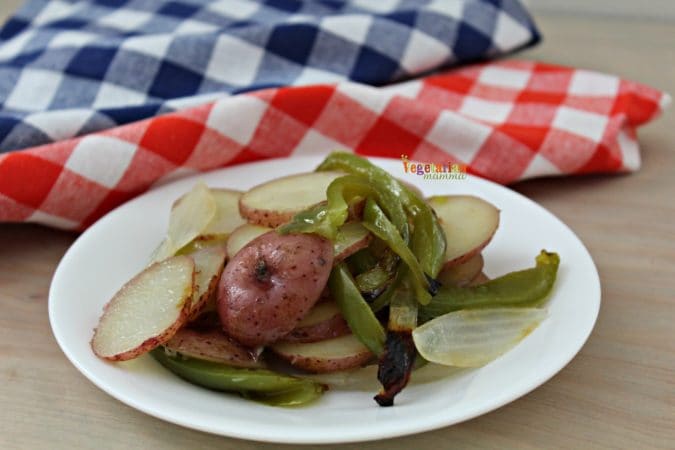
[333,222,371,262]
[163,328,262,368]
[226,223,271,259]
[281,301,351,343]
[91,256,195,361]
[428,195,500,267]
[187,245,227,321]
[185,310,221,330]
[201,188,247,237]
[271,334,374,373]
[468,271,491,286]
[239,171,345,227]
[296,300,342,326]
[437,254,484,287]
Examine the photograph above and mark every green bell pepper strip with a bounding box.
[150,348,325,406]
[322,175,373,237]
[317,154,410,242]
[371,200,445,311]
[317,152,445,279]
[355,264,393,297]
[279,172,411,267]
[369,263,404,312]
[353,247,398,297]
[362,198,433,305]
[241,383,326,407]
[277,202,334,239]
[387,276,418,331]
[316,153,409,206]
[410,203,446,279]
[328,263,386,356]
[347,247,378,273]
[316,152,425,216]
[419,250,560,322]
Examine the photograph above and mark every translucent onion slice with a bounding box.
[201,188,246,237]
[149,237,176,263]
[167,182,217,253]
[412,308,547,367]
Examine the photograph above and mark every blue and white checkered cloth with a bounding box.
[0,0,539,152]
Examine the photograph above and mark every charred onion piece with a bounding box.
[374,331,417,407]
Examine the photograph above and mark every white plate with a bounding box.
[49,156,600,444]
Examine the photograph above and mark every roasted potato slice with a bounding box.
[281,301,351,343]
[271,334,374,373]
[226,223,271,259]
[163,328,263,368]
[91,256,195,361]
[187,245,227,321]
[437,253,484,287]
[239,171,344,227]
[428,195,500,267]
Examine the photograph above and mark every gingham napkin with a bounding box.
[0,60,668,230]
[0,0,539,152]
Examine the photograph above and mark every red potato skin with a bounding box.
[217,231,334,347]
[276,351,374,373]
[280,313,351,343]
[333,234,372,263]
[91,257,195,362]
[440,229,496,268]
[164,328,262,368]
[95,320,188,362]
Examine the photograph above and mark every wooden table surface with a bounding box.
[1,8,674,450]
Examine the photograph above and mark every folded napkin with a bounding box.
[0,60,668,230]
[0,0,539,151]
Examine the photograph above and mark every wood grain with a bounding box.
[1,11,674,450]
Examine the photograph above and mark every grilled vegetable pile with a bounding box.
[91,152,559,407]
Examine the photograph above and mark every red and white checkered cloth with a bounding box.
[0,60,669,231]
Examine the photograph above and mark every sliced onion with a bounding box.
[167,182,217,252]
[412,308,547,367]
[201,188,246,237]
